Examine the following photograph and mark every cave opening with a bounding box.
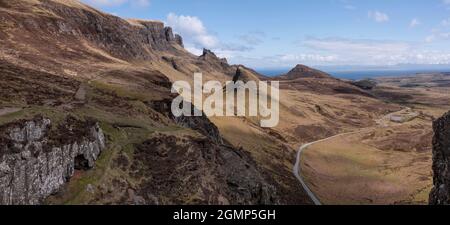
[74,155,90,171]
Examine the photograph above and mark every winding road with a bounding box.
[293,132,356,205]
[293,107,411,205]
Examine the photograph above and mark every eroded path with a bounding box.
[0,107,22,116]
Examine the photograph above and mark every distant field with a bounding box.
[328,69,450,80]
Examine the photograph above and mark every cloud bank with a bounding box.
[368,11,389,23]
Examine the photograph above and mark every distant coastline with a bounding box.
[257,68,450,80]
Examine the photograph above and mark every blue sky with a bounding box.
[81,0,450,69]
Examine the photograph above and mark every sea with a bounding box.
[256,68,450,80]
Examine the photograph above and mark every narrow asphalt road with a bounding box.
[293,108,409,205]
[293,131,359,205]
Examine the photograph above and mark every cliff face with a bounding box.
[0,116,105,205]
[430,112,450,204]
[0,0,185,75]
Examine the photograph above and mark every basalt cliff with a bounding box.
[430,112,450,204]
[0,116,105,205]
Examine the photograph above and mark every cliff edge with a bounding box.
[430,111,450,204]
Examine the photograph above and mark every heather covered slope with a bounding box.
[0,0,310,204]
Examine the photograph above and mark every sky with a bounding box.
[81,0,450,69]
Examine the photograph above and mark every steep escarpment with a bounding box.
[429,112,450,204]
[0,0,185,76]
[0,116,105,205]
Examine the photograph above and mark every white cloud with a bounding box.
[368,11,389,23]
[426,32,450,43]
[238,31,266,46]
[344,5,356,10]
[425,35,435,43]
[443,0,450,9]
[131,0,150,7]
[337,0,356,10]
[410,18,421,28]
[425,18,450,43]
[230,37,415,67]
[223,53,339,69]
[226,45,450,68]
[185,47,203,56]
[300,37,450,65]
[279,54,338,63]
[303,38,410,55]
[405,51,450,64]
[227,36,450,68]
[166,13,252,57]
[299,37,450,65]
[82,0,150,7]
[166,13,218,49]
[441,18,450,27]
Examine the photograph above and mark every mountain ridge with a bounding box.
[277,64,334,80]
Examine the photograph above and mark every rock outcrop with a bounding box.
[351,79,377,90]
[149,98,224,144]
[198,49,230,70]
[174,34,184,47]
[232,66,265,82]
[134,133,278,205]
[199,49,227,63]
[0,116,106,205]
[174,113,224,145]
[430,112,450,204]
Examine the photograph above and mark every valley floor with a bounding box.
[298,76,450,205]
[300,127,432,205]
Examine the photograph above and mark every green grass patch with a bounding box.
[0,106,67,126]
[89,81,153,102]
